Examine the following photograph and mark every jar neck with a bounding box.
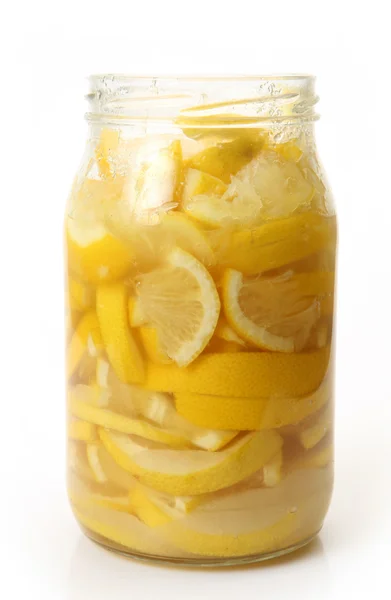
[85,75,319,128]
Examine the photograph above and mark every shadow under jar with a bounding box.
[65,74,337,566]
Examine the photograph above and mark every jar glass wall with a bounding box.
[65,75,336,566]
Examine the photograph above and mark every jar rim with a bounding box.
[86,74,318,125]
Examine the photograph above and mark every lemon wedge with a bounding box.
[136,247,220,366]
[222,269,320,352]
[263,450,283,487]
[66,177,132,284]
[146,347,330,398]
[174,379,330,431]
[67,311,103,379]
[67,277,94,312]
[298,404,332,449]
[68,386,189,448]
[68,419,97,442]
[137,326,173,365]
[99,429,282,496]
[218,213,337,276]
[96,283,145,384]
[187,134,265,183]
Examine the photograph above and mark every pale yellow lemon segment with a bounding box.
[86,443,108,484]
[67,277,94,312]
[137,326,172,365]
[67,311,103,378]
[218,213,336,276]
[146,347,330,399]
[214,316,246,346]
[263,450,283,487]
[96,283,145,384]
[95,128,120,179]
[158,212,216,265]
[68,419,97,442]
[222,269,320,352]
[299,405,332,449]
[72,504,175,555]
[187,134,265,183]
[175,381,329,431]
[136,247,220,367]
[99,428,282,496]
[67,220,132,285]
[68,388,189,448]
[129,486,177,527]
[128,296,147,327]
[162,511,296,557]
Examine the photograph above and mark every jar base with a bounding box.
[80,524,321,568]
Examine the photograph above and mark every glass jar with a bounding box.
[65,75,337,566]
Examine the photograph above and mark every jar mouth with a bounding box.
[86,74,319,125]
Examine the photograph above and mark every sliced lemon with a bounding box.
[187,134,265,183]
[99,429,282,496]
[299,404,332,449]
[94,443,138,492]
[129,486,178,527]
[66,177,131,284]
[182,168,227,208]
[94,367,238,451]
[136,247,220,366]
[274,140,303,163]
[69,475,132,513]
[72,504,177,555]
[162,511,296,557]
[68,386,189,448]
[222,269,320,352]
[137,326,172,365]
[68,419,97,442]
[175,380,330,430]
[67,441,95,483]
[96,283,145,384]
[146,347,330,399]
[218,213,337,276]
[119,140,183,226]
[95,128,120,179]
[224,151,313,220]
[68,383,111,408]
[86,443,108,483]
[214,315,246,346]
[67,311,103,379]
[263,450,283,487]
[158,212,216,265]
[67,277,94,312]
[128,296,147,327]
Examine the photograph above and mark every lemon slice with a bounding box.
[96,283,145,384]
[146,347,330,399]
[222,269,320,352]
[95,366,238,451]
[119,140,183,226]
[182,168,228,203]
[263,450,283,487]
[67,311,103,379]
[68,441,96,483]
[72,504,177,555]
[69,475,132,513]
[129,486,180,527]
[99,429,282,496]
[67,277,94,312]
[224,151,313,220]
[128,296,147,327]
[187,134,265,183]
[136,247,220,366]
[158,212,216,265]
[137,326,173,365]
[94,443,138,492]
[175,379,330,430]
[68,419,97,442]
[214,315,246,346]
[68,386,189,448]
[218,212,337,276]
[86,443,108,483]
[95,128,120,179]
[66,176,132,284]
[298,404,332,449]
[162,511,296,557]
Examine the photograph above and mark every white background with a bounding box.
[1,1,391,599]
